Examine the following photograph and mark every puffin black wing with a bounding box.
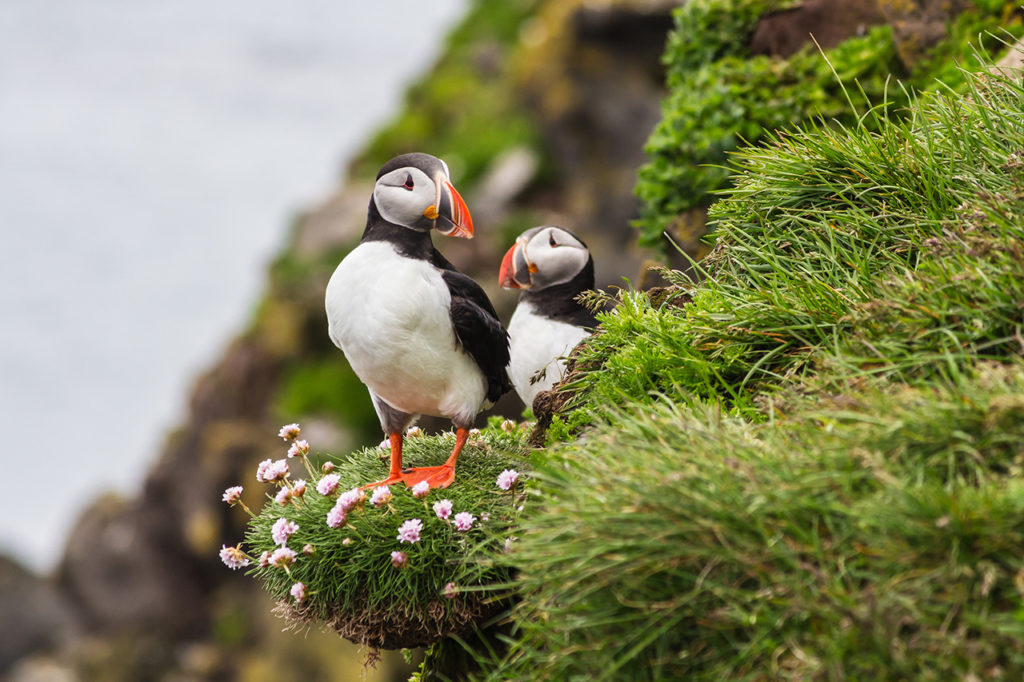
[441,270,512,404]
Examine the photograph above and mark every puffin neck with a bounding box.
[520,257,599,328]
[361,199,437,261]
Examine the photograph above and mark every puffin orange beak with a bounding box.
[498,239,534,289]
[432,180,474,239]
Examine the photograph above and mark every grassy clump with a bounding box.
[243,420,531,649]
[560,65,1024,426]
[634,0,1023,247]
[474,63,1024,679]
[484,364,1024,680]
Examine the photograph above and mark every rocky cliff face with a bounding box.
[3,1,1003,679]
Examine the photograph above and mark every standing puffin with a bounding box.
[326,153,511,489]
[498,225,601,408]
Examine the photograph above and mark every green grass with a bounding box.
[472,63,1024,679]
[481,365,1024,680]
[560,65,1024,426]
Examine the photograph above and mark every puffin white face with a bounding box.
[373,158,472,238]
[499,226,590,290]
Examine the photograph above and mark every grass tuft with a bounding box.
[484,364,1024,679]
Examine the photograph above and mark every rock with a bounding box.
[56,494,207,636]
[293,181,374,258]
[5,657,79,682]
[991,35,1024,75]
[750,0,886,58]
[469,146,540,227]
[877,0,972,68]
[0,556,78,672]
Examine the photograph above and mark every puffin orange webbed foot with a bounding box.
[400,464,456,489]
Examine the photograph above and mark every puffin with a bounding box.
[325,153,511,489]
[498,225,601,408]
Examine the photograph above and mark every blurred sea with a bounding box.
[0,0,465,571]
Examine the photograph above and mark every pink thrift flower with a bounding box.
[469,428,481,436]
[378,438,390,450]
[391,550,408,568]
[337,487,365,512]
[290,581,306,602]
[278,423,301,440]
[316,473,341,497]
[433,499,453,520]
[222,485,244,505]
[292,480,306,498]
[259,550,271,567]
[443,582,458,599]
[501,419,516,432]
[275,487,292,506]
[287,439,310,458]
[370,485,392,507]
[256,459,273,483]
[480,512,490,522]
[405,426,423,438]
[397,518,423,544]
[267,459,289,483]
[504,537,516,553]
[271,518,299,546]
[453,512,476,532]
[342,537,352,546]
[326,506,348,529]
[322,461,336,473]
[411,481,430,499]
[302,544,315,555]
[270,547,296,568]
[496,469,519,491]
[219,544,249,570]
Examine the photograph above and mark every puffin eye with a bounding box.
[548,232,558,247]
[403,174,414,190]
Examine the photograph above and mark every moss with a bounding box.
[634,0,1023,248]
[243,421,531,649]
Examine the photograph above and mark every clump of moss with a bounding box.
[239,419,530,650]
[634,0,1023,248]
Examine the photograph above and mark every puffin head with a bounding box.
[372,153,473,238]
[498,225,591,290]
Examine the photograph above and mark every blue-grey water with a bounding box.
[0,0,465,571]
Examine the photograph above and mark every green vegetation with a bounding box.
[473,64,1024,679]
[237,2,1024,679]
[569,67,1024,422]
[244,420,530,649]
[486,368,1024,679]
[635,0,1023,247]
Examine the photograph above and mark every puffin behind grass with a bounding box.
[325,153,511,489]
[499,225,601,408]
